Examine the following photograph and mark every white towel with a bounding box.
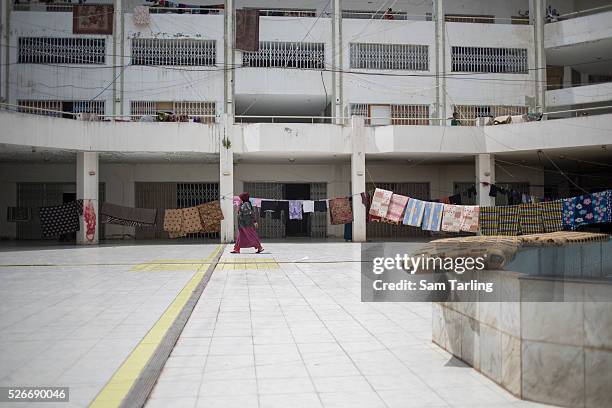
[302,200,314,213]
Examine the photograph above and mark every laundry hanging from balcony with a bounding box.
[73,5,114,35]
[236,9,260,51]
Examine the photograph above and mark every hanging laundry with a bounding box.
[441,205,463,232]
[38,201,80,237]
[589,190,611,224]
[421,202,444,231]
[314,200,328,212]
[83,199,97,242]
[100,202,157,227]
[182,207,204,234]
[460,206,480,233]
[369,188,393,218]
[360,192,371,214]
[233,196,242,208]
[497,205,521,236]
[252,198,263,208]
[403,198,426,227]
[329,197,353,225]
[302,200,314,213]
[568,191,611,229]
[538,200,563,233]
[197,200,224,233]
[562,197,576,228]
[519,203,544,234]
[277,201,289,218]
[488,184,499,198]
[448,194,462,205]
[521,194,529,204]
[163,209,183,235]
[289,200,303,220]
[440,197,451,204]
[260,200,278,213]
[384,194,409,224]
[479,206,498,236]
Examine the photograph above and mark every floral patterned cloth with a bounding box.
[441,205,463,232]
[197,201,224,233]
[289,200,303,220]
[460,206,480,233]
[329,197,353,225]
[565,191,611,229]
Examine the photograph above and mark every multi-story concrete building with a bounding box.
[1,0,611,243]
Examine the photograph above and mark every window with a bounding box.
[452,105,528,125]
[342,10,408,20]
[18,37,105,64]
[451,46,528,73]
[349,103,430,125]
[130,101,216,122]
[18,100,105,118]
[131,39,216,66]
[242,42,324,69]
[256,8,316,17]
[445,14,495,23]
[350,43,428,71]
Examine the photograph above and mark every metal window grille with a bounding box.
[177,183,220,239]
[18,100,105,117]
[130,101,216,122]
[256,8,316,17]
[444,14,495,23]
[350,43,428,71]
[242,41,325,69]
[342,10,408,20]
[131,39,216,66]
[453,105,528,124]
[243,182,285,239]
[451,46,528,74]
[391,104,430,125]
[18,37,106,64]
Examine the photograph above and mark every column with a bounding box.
[531,0,546,115]
[224,0,235,121]
[1,1,10,103]
[433,0,446,125]
[112,0,122,117]
[77,152,99,244]
[219,114,235,243]
[475,154,495,207]
[563,66,572,89]
[331,0,343,124]
[351,116,366,242]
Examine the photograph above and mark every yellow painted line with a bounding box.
[90,244,222,408]
[217,257,279,270]
[129,247,220,272]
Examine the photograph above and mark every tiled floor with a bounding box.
[0,243,221,408]
[147,243,554,408]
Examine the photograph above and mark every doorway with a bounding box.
[284,183,310,237]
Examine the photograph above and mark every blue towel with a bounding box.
[403,198,426,227]
[421,202,444,231]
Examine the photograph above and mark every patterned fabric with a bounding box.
[441,205,463,232]
[460,206,480,233]
[479,206,499,236]
[384,194,409,224]
[182,207,203,234]
[421,202,444,231]
[562,197,575,228]
[539,200,563,233]
[302,200,314,213]
[197,201,224,233]
[101,215,147,227]
[236,9,260,51]
[589,191,611,224]
[329,197,353,225]
[369,188,393,218]
[39,201,80,237]
[498,205,521,236]
[163,209,183,233]
[566,191,611,229]
[403,198,426,227]
[519,204,544,234]
[73,5,114,35]
[289,200,303,220]
[100,202,156,226]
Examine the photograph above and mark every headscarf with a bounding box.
[239,192,250,202]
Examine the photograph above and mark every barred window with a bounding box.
[451,46,528,73]
[350,43,428,71]
[131,101,216,123]
[453,105,528,125]
[342,10,408,20]
[242,41,325,69]
[18,37,105,64]
[131,39,216,66]
[18,100,105,117]
[349,103,430,125]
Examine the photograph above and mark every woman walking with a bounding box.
[231,192,264,254]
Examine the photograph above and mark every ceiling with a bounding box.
[546,37,612,75]
[235,94,329,118]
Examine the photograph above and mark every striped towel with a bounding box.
[384,194,409,224]
[498,205,521,236]
[421,202,444,231]
[403,198,426,227]
[441,205,463,232]
[460,205,480,233]
[479,206,499,236]
[519,203,544,234]
[369,188,393,218]
[538,200,563,232]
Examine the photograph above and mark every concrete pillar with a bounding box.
[530,0,546,114]
[1,1,10,103]
[433,0,446,125]
[224,0,235,121]
[77,152,99,244]
[563,66,572,89]
[112,0,122,117]
[331,0,343,124]
[219,114,235,243]
[351,116,366,242]
[475,154,495,207]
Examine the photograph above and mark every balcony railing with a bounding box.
[548,4,612,22]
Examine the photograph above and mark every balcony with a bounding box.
[545,8,612,50]
[547,82,612,107]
